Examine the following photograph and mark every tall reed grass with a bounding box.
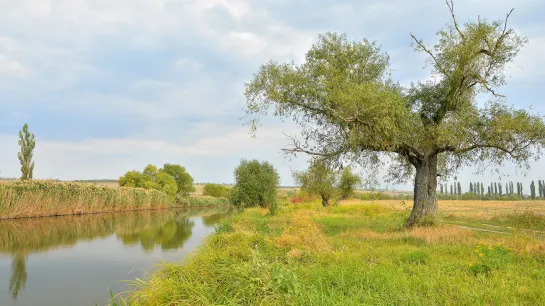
[0,180,170,219]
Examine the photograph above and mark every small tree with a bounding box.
[230,159,280,213]
[293,161,338,207]
[156,172,178,199]
[440,184,444,194]
[530,181,536,200]
[480,183,484,197]
[18,123,35,180]
[338,167,363,201]
[118,171,145,187]
[161,164,195,197]
[498,183,503,196]
[143,164,159,182]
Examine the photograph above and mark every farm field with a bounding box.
[119,199,545,305]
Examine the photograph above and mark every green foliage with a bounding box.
[214,218,234,233]
[293,161,362,206]
[142,164,158,181]
[118,171,145,188]
[119,163,195,200]
[17,123,35,181]
[469,244,513,277]
[156,172,178,199]
[230,159,279,212]
[202,184,231,198]
[160,164,195,197]
[338,167,362,199]
[293,161,338,206]
[244,3,545,226]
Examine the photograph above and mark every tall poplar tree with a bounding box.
[18,123,35,181]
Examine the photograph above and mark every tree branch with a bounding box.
[410,33,447,75]
[436,143,515,155]
[446,0,465,40]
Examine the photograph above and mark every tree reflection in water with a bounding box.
[0,206,231,300]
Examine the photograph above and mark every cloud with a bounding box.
[0,55,28,77]
[0,0,544,189]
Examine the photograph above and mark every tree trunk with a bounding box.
[334,195,346,206]
[405,155,438,227]
[321,195,330,207]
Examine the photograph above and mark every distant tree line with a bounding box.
[438,180,545,200]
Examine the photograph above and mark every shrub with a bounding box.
[203,184,232,198]
[230,159,279,213]
[119,163,195,198]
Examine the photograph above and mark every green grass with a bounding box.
[178,195,230,207]
[113,202,545,305]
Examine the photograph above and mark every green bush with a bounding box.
[203,184,232,198]
[230,159,279,213]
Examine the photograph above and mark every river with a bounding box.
[0,206,232,306]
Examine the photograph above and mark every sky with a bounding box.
[0,0,544,191]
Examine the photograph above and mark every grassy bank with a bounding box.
[177,195,230,207]
[117,200,545,305]
[0,180,170,219]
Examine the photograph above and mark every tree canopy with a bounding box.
[118,163,194,200]
[293,161,362,207]
[18,123,35,181]
[161,164,195,197]
[230,159,280,213]
[244,1,545,226]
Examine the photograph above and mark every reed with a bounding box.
[0,180,170,219]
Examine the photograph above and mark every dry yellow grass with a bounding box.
[273,209,330,252]
[0,180,169,219]
[339,199,545,218]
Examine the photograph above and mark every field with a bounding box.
[118,199,545,305]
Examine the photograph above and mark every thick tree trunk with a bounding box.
[321,195,330,207]
[405,155,438,227]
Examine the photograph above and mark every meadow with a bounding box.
[117,199,545,305]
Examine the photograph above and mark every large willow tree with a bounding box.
[244,2,545,226]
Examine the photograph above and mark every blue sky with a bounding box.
[0,0,544,191]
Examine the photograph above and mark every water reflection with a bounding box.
[0,206,231,302]
[9,253,27,299]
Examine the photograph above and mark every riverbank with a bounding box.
[0,180,171,220]
[118,200,545,305]
[0,181,233,220]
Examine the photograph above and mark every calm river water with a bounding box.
[0,207,232,306]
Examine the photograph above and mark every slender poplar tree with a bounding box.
[18,123,36,181]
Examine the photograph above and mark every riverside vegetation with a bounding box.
[116,198,545,305]
[0,180,170,220]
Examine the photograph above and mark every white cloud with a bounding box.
[0,55,28,76]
